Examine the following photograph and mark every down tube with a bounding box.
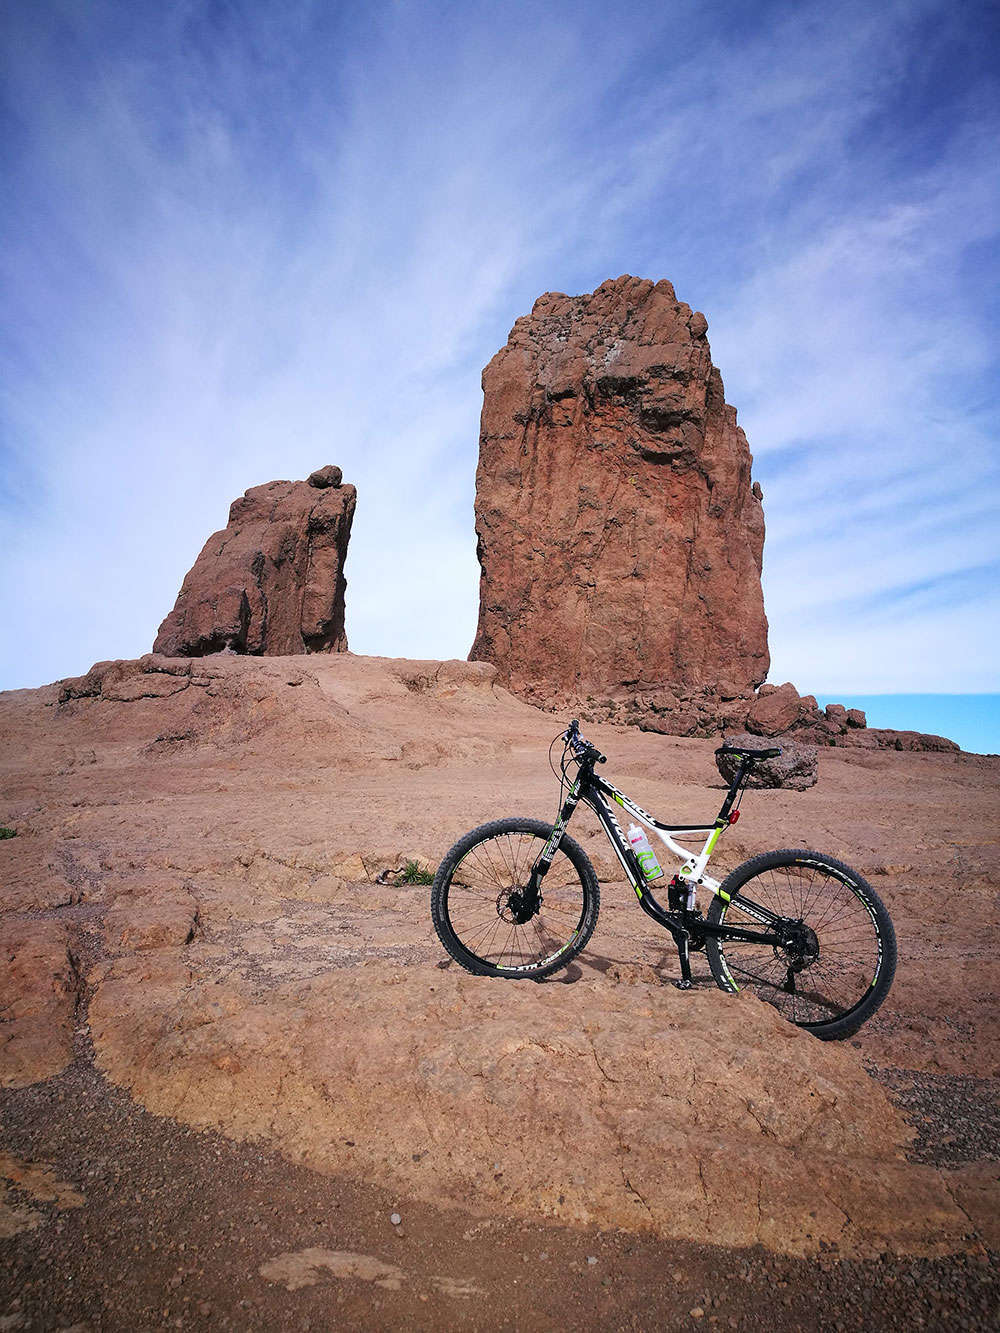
[583,790,645,895]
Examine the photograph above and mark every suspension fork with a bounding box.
[527,777,583,897]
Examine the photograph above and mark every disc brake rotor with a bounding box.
[775,922,820,971]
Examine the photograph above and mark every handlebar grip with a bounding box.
[578,740,606,764]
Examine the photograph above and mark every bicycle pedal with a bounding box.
[673,979,693,991]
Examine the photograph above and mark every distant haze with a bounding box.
[2,2,998,723]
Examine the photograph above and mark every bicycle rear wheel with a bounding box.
[431,817,600,979]
[705,849,896,1039]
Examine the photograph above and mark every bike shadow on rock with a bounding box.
[536,947,717,989]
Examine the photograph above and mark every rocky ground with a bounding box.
[1,651,998,1329]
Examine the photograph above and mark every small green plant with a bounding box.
[399,859,434,885]
[0,826,16,839]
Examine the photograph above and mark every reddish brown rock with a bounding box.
[470,276,768,706]
[104,882,199,953]
[153,471,356,657]
[1,651,997,1261]
[744,685,958,752]
[716,732,818,790]
[0,919,77,1087]
[746,682,803,736]
[854,728,959,753]
[307,465,343,488]
[825,703,849,728]
[89,954,972,1258]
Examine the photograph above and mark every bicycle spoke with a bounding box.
[443,828,588,973]
[719,861,883,1026]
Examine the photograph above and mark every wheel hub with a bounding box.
[496,887,541,925]
[776,921,820,970]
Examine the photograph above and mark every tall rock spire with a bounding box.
[470,276,768,731]
[154,467,355,656]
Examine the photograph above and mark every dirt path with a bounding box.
[2,1029,997,1332]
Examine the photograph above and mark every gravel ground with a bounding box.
[1,1043,997,1332]
[872,1067,1000,1168]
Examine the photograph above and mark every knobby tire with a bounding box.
[431,817,600,979]
[705,848,897,1039]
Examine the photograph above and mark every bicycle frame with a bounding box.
[532,757,790,987]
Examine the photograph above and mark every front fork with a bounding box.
[526,780,583,903]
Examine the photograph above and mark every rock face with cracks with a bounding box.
[153,469,356,657]
[0,918,77,1088]
[470,276,768,721]
[89,956,970,1259]
[468,278,957,751]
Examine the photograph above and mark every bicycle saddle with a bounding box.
[715,742,782,760]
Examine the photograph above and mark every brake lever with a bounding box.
[573,737,607,765]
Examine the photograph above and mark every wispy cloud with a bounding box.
[1,0,997,693]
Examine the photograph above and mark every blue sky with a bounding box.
[2,1,999,722]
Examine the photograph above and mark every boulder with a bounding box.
[716,732,818,790]
[470,276,768,705]
[746,682,803,736]
[153,471,356,656]
[307,465,343,488]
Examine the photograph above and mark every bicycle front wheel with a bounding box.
[705,849,896,1040]
[431,817,600,979]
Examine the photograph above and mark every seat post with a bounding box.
[717,758,751,822]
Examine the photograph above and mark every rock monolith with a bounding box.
[154,470,356,657]
[470,276,768,726]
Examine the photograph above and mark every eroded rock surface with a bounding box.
[89,955,971,1258]
[1,652,997,1262]
[468,277,958,752]
[0,919,78,1087]
[471,276,768,722]
[153,471,356,656]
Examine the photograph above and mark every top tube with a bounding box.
[587,774,725,878]
[592,774,718,833]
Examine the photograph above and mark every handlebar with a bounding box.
[564,718,606,765]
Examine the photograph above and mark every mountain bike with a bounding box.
[431,720,897,1039]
